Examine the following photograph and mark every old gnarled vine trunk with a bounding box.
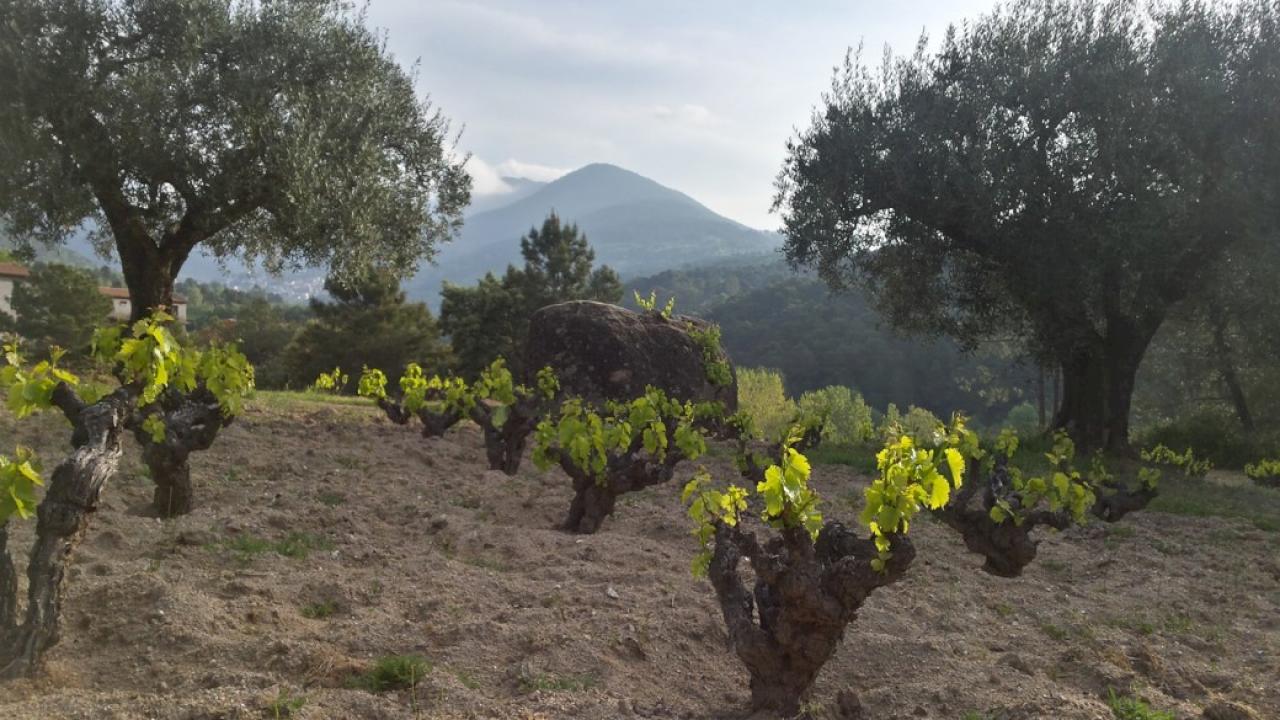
[135,389,228,518]
[708,522,915,715]
[0,386,132,678]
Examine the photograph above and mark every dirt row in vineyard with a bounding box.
[1,400,1276,719]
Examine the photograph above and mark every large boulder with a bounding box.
[523,300,737,409]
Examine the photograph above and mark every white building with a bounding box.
[0,262,186,323]
[0,262,31,318]
[99,286,188,324]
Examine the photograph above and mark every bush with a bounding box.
[1137,409,1272,469]
[737,368,798,442]
[1003,402,1040,436]
[797,385,875,445]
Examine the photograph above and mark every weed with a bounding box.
[351,654,432,693]
[264,688,306,718]
[219,532,333,563]
[1040,622,1070,642]
[452,668,482,689]
[275,532,333,559]
[993,602,1014,618]
[300,600,338,619]
[517,663,598,693]
[1106,688,1175,720]
[1040,559,1069,574]
[318,491,346,507]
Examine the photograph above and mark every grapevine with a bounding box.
[0,312,255,676]
[1244,458,1280,488]
[534,386,707,533]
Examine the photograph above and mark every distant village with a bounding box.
[0,261,187,323]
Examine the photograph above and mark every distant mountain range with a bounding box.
[8,163,782,306]
[403,163,781,302]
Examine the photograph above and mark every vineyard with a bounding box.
[1,0,1279,717]
[0,391,1275,719]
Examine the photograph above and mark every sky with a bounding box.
[365,1,999,229]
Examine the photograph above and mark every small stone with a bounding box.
[606,586,620,600]
[176,529,217,546]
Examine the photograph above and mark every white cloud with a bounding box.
[464,156,514,196]
[653,103,717,126]
[495,159,571,183]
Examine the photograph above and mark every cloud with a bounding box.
[495,159,571,183]
[464,156,514,196]
[652,103,718,126]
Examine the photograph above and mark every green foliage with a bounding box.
[863,420,971,571]
[634,290,676,319]
[1140,444,1213,479]
[311,368,348,394]
[0,0,470,287]
[1136,409,1270,469]
[736,368,798,441]
[685,429,822,577]
[1,341,81,418]
[470,358,557,429]
[1003,402,1041,436]
[774,0,1280,447]
[7,263,112,354]
[1106,689,1175,720]
[1244,458,1280,486]
[686,323,732,387]
[796,385,875,444]
[399,364,473,415]
[264,689,306,719]
[533,386,705,483]
[284,270,449,390]
[92,313,255,418]
[0,446,42,523]
[441,212,622,378]
[352,655,431,693]
[300,600,338,620]
[987,431,1098,527]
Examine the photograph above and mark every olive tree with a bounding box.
[774,0,1280,450]
[0,0,470,516]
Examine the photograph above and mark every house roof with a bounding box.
[98,287,187,303]
[0,262,31,279]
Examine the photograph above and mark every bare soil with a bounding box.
[1,398,1277,719]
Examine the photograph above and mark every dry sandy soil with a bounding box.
[0,396,1276,719]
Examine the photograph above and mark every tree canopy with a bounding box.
[440,212,622,378]
[5,263,111,353]
[284,270,449,390]
[0,0,470,319]
[774,0,1280,449]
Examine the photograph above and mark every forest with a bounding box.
[0,0,1277,719]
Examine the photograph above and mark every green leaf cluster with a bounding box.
[1244,458,1280,482]
[634,290,676,319]
[1140,444,1213,478]
[89,314,255,438]
[0,341,79,418]
[311,367,348,394]
[0,446,43,523]
[533,387,706,483]
[863,424,968,572]
[988,431,1097,526]
[684,429,822,576]
[686,323,732,387]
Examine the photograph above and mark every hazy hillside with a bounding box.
[405,163,781,302]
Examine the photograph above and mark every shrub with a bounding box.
[1137,409,1262,469]
[1003,402,1041,436]
[1244,459,1280,488]
[737,368,797,441]
[797,386,875,445]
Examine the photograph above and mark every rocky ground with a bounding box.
[0,395,1276,719]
